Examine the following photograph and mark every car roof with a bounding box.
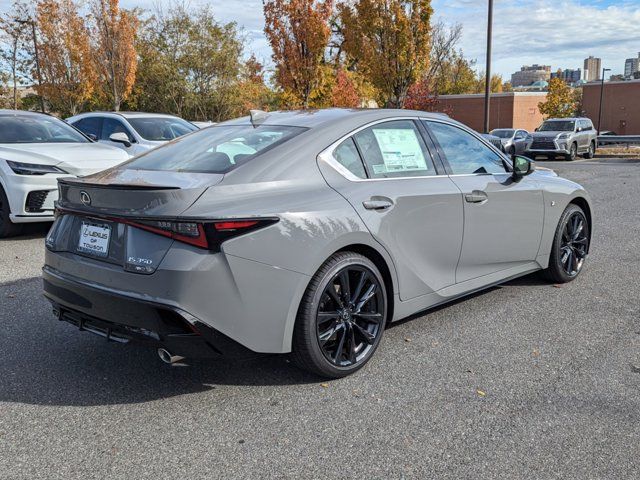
[70,111,183,120]
[544,117,587,121]
[220,108,449,130]
[0,109,57,118]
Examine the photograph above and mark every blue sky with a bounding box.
[2,0,639,80]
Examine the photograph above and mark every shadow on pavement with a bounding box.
[0,279,319,408]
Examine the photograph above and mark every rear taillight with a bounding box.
[125,218,278,251]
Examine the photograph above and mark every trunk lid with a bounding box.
[48,168,224,274]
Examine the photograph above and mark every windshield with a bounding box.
[124,124,307,173]
[0,114,90,144]
[490,129,514,138]
[128,117,198,141]
[539,121,575,132]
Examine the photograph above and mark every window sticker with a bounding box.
[372,128,428,173]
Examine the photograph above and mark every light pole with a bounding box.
[483,0,494,133]
[17,18,45,113]
[596,67,611,135]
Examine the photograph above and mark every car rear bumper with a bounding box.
[43,265,251,358]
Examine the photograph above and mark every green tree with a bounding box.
[132,4,244,121]
[538,77,578,118]
[338,0,433,108]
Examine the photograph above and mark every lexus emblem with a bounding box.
[79,191,91,206]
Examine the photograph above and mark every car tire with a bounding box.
[292,252,387,378]
[0,185,22,238]
[543,204,589,283]
[583,141,595,159]
[565,143,577,161]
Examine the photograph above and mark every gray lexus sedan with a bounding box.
[43,109,592,378]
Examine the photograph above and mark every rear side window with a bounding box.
[353,120,436,179]
[333,138,367,178]
[124,125,306,173]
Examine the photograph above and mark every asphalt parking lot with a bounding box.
[1,159,639,479]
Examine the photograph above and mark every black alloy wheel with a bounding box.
[292,252,387,378]
[544,204,589,283]
[316,266,384,367]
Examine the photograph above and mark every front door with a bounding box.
[424,120,545,283]
[318,119,464,301]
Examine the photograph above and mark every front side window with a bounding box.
[0,115,90,144]
[333,138,367,179]
[102,118,134,142]
[426,121,506,175]
[124,124,306,173]
[127,117,197,141]
[73,117,102,139]
[353,120,435,179]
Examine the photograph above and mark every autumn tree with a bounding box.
[338,0,432,108]
[35,0,95,116]
[263,0,333,108]
[538,77,578,119]
[331,68,359,107]
[133,4,244,121]
[0,0,32,109]
[89,0,138,111]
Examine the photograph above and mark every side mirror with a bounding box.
[109,132,132,148]
[87,133,98,141]
[512,155,535,180]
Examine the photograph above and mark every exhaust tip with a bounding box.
[157,348,185,365]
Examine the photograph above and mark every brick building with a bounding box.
[435,92,547,132]
[582,79,640,135]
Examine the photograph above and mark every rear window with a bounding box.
[127,117,197,141]
[124,124,306,173]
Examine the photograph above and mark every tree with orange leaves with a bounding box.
[338,0,432,108]
[35,0,95,115]
[88,0,138,111]
[331,68,359,108]
[263,0,333,108]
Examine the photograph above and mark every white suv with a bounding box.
[0,110,129,237]
[67,112,198,157]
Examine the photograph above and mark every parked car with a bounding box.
[67,112,198,156]
[480,133,505,152]
[490,128,533,156]
[43,109,592,378]
[527,117,597,161]
[0,110,130,237]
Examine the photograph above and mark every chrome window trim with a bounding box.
[317,116,447,182]
[318,116,514,183]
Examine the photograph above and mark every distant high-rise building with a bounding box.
[510,64,551,87]
[551,68,582,85]
[624,54,640,80]
[584,56,602,81]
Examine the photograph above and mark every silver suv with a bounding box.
[527,118,597,161]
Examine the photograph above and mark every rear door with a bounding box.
[424,120,544,283]
[318,119,463,301]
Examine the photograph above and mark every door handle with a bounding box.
[363,198,394,211]
[465,191,488,203]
